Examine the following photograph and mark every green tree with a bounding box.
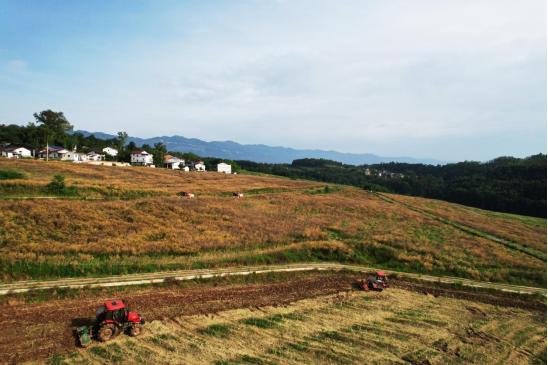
[153,142,167,167]
[117,132,128,161]
[141,144,154,154]
[182,151,200,163]
[33,110,73,161]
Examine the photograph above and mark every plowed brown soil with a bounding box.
[0,273,544,364]
[0,274,356,364]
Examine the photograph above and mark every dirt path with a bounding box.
[1,263,545,296]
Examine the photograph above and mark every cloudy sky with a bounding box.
[0,1,546,161]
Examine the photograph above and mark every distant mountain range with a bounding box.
[72,130,447,165]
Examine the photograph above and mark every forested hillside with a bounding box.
[237,155,547,218]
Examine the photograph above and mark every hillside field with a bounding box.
[0,159,546,287]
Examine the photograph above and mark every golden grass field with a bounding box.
[0,159,321,196]
[51,284,547,365]
[0,159,546,287]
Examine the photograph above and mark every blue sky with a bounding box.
[0,0,546,161]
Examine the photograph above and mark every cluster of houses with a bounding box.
[364,168,404,179]
[0,143,233,174]
[0,143,118,162]
[0,143,232,174]
[37,147,118,162]
[162,154,232,174]
[130,150,232,173]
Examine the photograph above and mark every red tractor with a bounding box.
[359,271,388,291]
[233,192,244,198]
[177,191,194,198]
[77,299,145,346]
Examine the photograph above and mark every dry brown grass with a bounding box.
[0,159,545,286]
[64,288,547,365]
[0,159,321,196]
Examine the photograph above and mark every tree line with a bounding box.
[236,155,547,218]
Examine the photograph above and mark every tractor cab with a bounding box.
[177,191,194,198]
[233,192,244,198]
[374,271,387,284]
[96,300,128,324]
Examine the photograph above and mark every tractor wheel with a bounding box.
[130,324,144,337]
[98,324,118,342]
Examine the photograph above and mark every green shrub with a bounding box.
[0,169,25,180]
[46,174,66,192]
[44,174,79,196]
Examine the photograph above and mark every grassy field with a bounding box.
[385,194,547,253]
[0,159,545,287]
[0,159,322,198]
[48,285,546,365]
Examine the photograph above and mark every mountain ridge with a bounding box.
[72,130,448,165]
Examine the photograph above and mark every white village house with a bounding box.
[0,145,32,158]
[86,149,105,161]
[186,159,205,171]
[102,147,118,156]
[131,150,154,166]
[61,152,88,162]
[194,159,206,171]
[37,147,69,159]
[216,162,232,174]
[36,147,89,162]
[163,155,184,170]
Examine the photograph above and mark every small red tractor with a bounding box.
[177,191,194,198]
[77,300,145,347]
[359,271,388,291]
[233,192,244,198]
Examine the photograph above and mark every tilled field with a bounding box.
[0,274,357,364]
[0,273,545,364]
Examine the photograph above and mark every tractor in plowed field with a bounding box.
[359,271,388,291]
[77,300,145,347]
[178,191,194,198]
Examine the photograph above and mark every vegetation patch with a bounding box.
[240,317,278,329]
[197,324,232,338]
[148,334,177,352]
[89,343,124,363]
[0,169,25,180]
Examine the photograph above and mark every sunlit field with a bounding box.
[0,159,545,287]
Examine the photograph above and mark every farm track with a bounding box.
[0,271,545,364]
[0,263,545,295]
